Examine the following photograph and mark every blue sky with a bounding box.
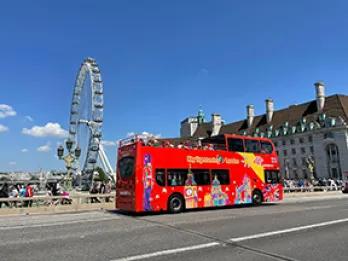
[1,0,348,171]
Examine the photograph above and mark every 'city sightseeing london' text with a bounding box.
[186,155,240,165]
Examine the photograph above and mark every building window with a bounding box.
[327,144,338,163]
[290,139,295,145]
[283,150,288,156]
[293,170,298,179]
[302,169,308,179]
[308,135,313,143]
[291,148,296,155]
[310,146,314,153]
[292,158,297,167]
[302,157,306,166]
[282,140,286,146]
[326,144,342,179]
[301,147,306,154]
[299,137,304,144]
[324,132,334,139]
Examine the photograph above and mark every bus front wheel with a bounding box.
[168,194,185,214]
[252,190,263,205]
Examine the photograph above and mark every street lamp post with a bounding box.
[57,139,81,191]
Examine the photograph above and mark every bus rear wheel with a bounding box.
[252,190,263,205]
[168,194,185,214]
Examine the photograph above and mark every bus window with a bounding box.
[211,169,230,185]
[167,169,187,186]
[265,170,280,184]
[192,169,210,185]
[155,169,165,186]
[228,138,244,152]
[260,141,273,154]
[245,139,261,153]
[119,157,135,179]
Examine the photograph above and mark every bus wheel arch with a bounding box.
[168,193,185,213]
[252,189,263,205]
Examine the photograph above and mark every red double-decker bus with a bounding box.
[116,134,282,213]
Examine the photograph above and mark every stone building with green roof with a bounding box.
[180,82,348,180]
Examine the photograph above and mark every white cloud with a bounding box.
[101,140,117,147]
[0,104,16,118]
[126,132,161,138]
[25,115,34,122]
[0,124,9,133]
[37,143,51,152]
[21,148,28,153]
[22,122,68,138]
[9,161,16,165]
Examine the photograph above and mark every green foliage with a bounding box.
[94,167,109,182]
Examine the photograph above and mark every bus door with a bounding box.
[263,169,283,202]
[116,146,137,211]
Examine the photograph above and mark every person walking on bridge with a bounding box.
[25,184,34,207]
[0,183,9,208]
[329,178,338,191]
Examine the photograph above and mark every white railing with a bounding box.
[283,185,342,193]
[0,193,115,212]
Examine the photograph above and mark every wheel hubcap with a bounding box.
[172,198,181,210]
[253,193,260,202]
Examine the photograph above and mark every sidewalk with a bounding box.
[0,202,114,216]
[283,191,347,203]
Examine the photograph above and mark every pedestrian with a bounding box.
[0,183,10,208]
[99,181,105,194]
[25,183,34,207]
[61,191,72,205]
[298,179,304,192]
[104,180,112,202]
[19,185,26,197]
[9,185,19,208]
[51,183,60,196]
[90,181,101,203]
[329,178,338,191]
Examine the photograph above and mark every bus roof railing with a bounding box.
[119,133,160,147]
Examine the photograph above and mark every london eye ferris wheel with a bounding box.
[67,57,113,179]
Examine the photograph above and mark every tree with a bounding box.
[95,167,109,182]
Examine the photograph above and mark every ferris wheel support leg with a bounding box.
[98,144,116,182]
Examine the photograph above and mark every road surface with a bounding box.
[0,195,347,261]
